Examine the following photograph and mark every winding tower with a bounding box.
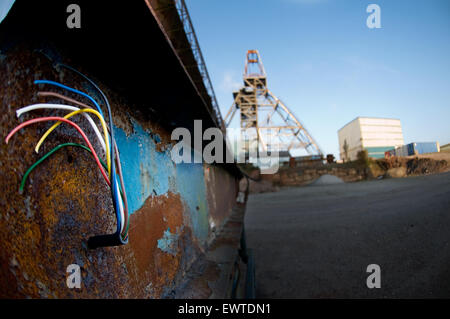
[225,50,323,159]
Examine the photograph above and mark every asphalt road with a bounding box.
[245,172,450,298]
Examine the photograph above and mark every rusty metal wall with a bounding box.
[0,46,239,298]
[204,165,239,242]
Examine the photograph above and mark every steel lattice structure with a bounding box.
[225,50,323,157]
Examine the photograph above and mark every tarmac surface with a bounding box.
[245,172,450,298]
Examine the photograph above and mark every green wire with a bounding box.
[20,143,108,192]
[122,217,130,240]
[20,142,129,238]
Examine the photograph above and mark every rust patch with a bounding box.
[204,165,237,232]
[0,44,235,299]
[125,191,185,297]
[0,47,181,298]
[175,260,220,299]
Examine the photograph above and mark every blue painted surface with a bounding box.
[157,228,179,256]
[174,162,209,242]
[113,121,172,214]
[412,142,439,155]
[113,119,210,243]
[385,142,439,157]
[365,146,397,159]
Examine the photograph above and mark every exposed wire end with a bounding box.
[7,69,129,248]
[33,80,104,118]
[18,103,107,153]
[59,64,129,245]
[6,117,111,185]
[19,143,116,202]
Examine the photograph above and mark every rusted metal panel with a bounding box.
[204,165,239,240]
[0,46,240,298]
[0,0,246,299]
[0,0,221,140]
[174,179,249,299]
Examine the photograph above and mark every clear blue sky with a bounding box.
[187,0,450,157]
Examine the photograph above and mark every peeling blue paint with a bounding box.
[113,119,210,243]
[157,228,179,256]
[174,163,209,243]
[113,120,174,214]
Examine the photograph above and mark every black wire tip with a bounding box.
[87,233,127,249]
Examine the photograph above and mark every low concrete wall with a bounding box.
[254,155,450,191]
[261,165,366,188]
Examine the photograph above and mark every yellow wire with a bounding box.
[35,109,111,177]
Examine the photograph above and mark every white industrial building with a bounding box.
[338,117,404,161]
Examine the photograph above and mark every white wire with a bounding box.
[16,103,107,152]
[115,180,125,232]
[17,103,126,233]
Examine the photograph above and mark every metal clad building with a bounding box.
[390,142,440,157]
[441,143,450,153]
[338,117,404,161]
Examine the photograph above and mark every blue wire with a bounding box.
[35,79,123,234]
[34,80,104,118]
[112,170,121,234]
[53,68,125,240]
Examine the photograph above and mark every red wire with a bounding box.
[5,117,111,186]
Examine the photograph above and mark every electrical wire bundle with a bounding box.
[5,65,129,249]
